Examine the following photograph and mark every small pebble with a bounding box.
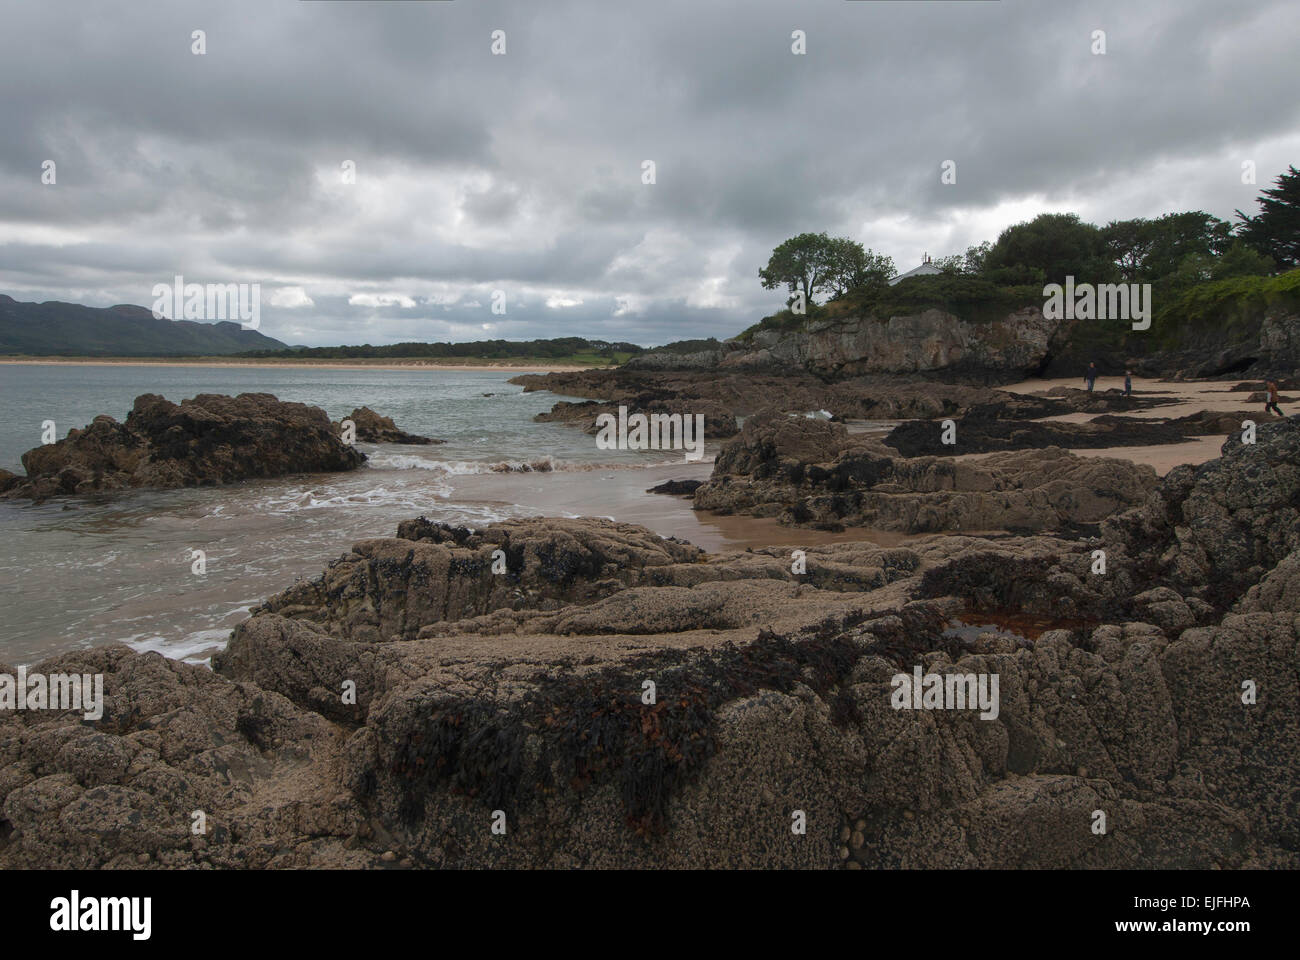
[850,831,864,850]
[853,818,866,831]
[1077,766,1088,778]
[839,846,850,860]
[381,850,396,862]
[845,860,862,870]
[839,826,851,842]
[902,809,915,821]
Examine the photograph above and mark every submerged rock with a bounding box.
[646,478,703,496]
[335,406,443,445]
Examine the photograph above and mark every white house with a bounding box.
[888,253,943,286]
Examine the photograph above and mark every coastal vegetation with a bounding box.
[739,165,1299,355]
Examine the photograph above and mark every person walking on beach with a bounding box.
[1265,380,1283,417]
[1085,362,1098,392]
[1124,369,1132,396]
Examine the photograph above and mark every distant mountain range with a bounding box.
[0,295,290,356]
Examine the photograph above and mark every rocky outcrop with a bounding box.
[2,393,366,501]
[1102,418,1300,609]
[0,644,373,869]
[724,306,1059,380]
[510,368,1178,431]
[231,518,707,643]
[615,271,1300,384]
[693,412,1158,535]
[619,302,1061,382]
[335,407,442,445]
[5,423,1299,870]
[646,479,703,496]
[533,398,738,440]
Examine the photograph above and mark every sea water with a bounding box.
[0,363,686,665]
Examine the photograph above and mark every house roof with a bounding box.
[888,261,943,286]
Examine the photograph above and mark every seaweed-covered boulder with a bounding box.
[4,392,365,500]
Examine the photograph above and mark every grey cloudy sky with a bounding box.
[1,0,1297,347]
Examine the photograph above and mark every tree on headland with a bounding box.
[932,242,991,276]
[826,237,894,297]
[1161,238,1274,287]
[1102,218,1156,282]
[759,232,893,305]
[1237,165,1300,270]
[759,232,835,305]
[982,213,1113,286]
[1103,212,1236,283]
[1143,212,1233,279]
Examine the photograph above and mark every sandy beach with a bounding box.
[441,375,1277,547]
[990,374,1280,474]
[0,357,597,372]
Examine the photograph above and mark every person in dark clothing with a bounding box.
[1085,362,1098,392]
[1265,380,1283,417]
[1124,369,1132,396]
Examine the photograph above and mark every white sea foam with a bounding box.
[364,454,701,475]
[124,629,228,666]
[256,483,454,513]
[365,453,451,471]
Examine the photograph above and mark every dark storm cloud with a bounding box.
[0,0,1296,346]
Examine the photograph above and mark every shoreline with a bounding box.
[0,358,597,372]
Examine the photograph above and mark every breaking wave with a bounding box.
[364,453,711,474]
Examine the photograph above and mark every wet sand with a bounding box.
[953,435,1231,475]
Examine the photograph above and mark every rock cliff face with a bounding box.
[1051,303,1300,381]
[624,307,1062,382]
[724,306,1060,380]
[508,368,1164,428]
[3,422,1298,869]
[0,392,366,501]
[622,288,1300,383]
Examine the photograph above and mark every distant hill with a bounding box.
[0,295,290,356]
[236,336,645,362]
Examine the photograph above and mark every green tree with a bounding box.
[826,237,893,296]
[1211,239,1274,279]
[1142,211,1233,280]
[932,254,964,275]
[962,241,992,275]
[1102,218,1155,282]
[759,233,892,304]
[1237,165,1300,269]
[932,242,991,276]
[759,232,835,305]
[982,213,1114,286]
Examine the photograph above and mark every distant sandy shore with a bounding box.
[977,374,1275,475]
[0,358,594,372]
